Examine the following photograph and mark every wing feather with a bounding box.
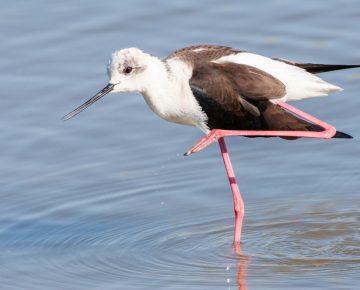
[190,61,286,116]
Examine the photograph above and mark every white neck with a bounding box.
[141,57,208,131]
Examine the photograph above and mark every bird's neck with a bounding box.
[141,57,207,129]
[141,57,192,109]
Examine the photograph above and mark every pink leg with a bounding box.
[185,101,337,245]
[185,101,336,155]
[218,137,244,246]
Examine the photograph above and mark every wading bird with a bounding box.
[64,45,357,246]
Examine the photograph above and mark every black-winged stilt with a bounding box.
[64,45,357,247]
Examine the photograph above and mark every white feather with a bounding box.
[213,53,342,101]
[108,48,208,131]
[192,48,206,52]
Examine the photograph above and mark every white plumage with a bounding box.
[213,52,342,102]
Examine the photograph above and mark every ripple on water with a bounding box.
[1,186,360,289]
[245,196,360,279]
[0,187,243,289]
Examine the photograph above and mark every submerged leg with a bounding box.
[185,101,336,155]
[218,137,244,246]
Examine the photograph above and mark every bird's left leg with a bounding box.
[185,101,336,156]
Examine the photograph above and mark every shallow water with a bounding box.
[1,1,360,289]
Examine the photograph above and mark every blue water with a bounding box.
[0,1,359,289]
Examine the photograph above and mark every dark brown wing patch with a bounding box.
[237,97,260,117]
[166,45,243,66]
[190,85,263,130]
[190,85,324,134]
[188,59,323,134]
[190,62,286,117]
[211,62,286,100]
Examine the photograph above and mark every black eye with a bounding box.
[123,66,133,74]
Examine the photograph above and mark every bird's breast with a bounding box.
[141,89,208,130]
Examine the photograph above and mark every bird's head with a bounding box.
[108,47,154,93]
[63,47,155,121]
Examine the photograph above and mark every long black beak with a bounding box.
[63,83,115,121]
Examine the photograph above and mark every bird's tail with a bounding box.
[295,63,356,138]
[332,130,353,139]
[297,63,360,74]
[273,58,360,74]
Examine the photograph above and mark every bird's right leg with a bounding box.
[218,137,244,246]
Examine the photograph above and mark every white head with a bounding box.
[108,47,156,93]
[63,47,160,120]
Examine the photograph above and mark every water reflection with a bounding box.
[235,247,249,290]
